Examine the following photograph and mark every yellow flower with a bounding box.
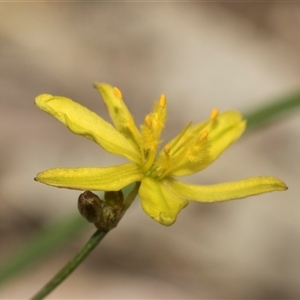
[35,83,287,226]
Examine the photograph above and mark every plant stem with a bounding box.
[30,182,140,299]
[124,181,140,209]
[0,215,87,286]
[30,229,107,300]
[245,92,300,132]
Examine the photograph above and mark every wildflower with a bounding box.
[35,83,287,226]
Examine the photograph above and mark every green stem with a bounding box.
[0,214,87,286]
[124,181,141,209]
[244,92,300,132]
[30,230,107,300]
[30,182,140,299]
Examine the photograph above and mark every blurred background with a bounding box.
[0,2,300,299]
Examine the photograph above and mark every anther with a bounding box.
[145,115,152,128]
[210,108,219,120]
[113,87,122,99]
[164,145,171,154]
[199,131,208,142]
[159,94,166,108]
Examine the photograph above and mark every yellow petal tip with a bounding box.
[34,94,53,107]
[278,180,288,191]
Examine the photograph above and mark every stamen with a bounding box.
[113,87,122,99]
[199,131,208,142]
[155,145,172,180]
[168,121,193,153]
[159,94,166,108]
[145,115,152,128]
[210,108,219,120]
[142,149,156,173]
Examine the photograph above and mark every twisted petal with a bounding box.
[35,163,143,191]
[171,111,246,176]
[139,177,189,226]
[35,94,140,163]
[94,83,141,153]
[168,177,287,202]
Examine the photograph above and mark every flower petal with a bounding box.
[139,177,189,226]
[35,94,140,163]
[168,177,287,202]
[171,111,246,176]
[94,83,141,153]
[35,163,143,191]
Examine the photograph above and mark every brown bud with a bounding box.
[94,205,123,231]
[104,190,124,207]
[77,191,105,223]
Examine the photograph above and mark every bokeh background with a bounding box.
[1,2,300,299]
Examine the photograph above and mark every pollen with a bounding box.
[159,94,166,108]
[210,108,219,120]
[113,87,122,99]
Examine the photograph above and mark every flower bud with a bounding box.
[104,190,124,207]
[77,191,104,223]
[94,205,123,231]
[78,190,125,231]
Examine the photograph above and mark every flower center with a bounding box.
[146,108,219,180]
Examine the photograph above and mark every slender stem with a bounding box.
[245,92,300,132]
[30,183,140,300]
[0,215,87,286]
[30,230,107,300]
[124,181,141,209]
